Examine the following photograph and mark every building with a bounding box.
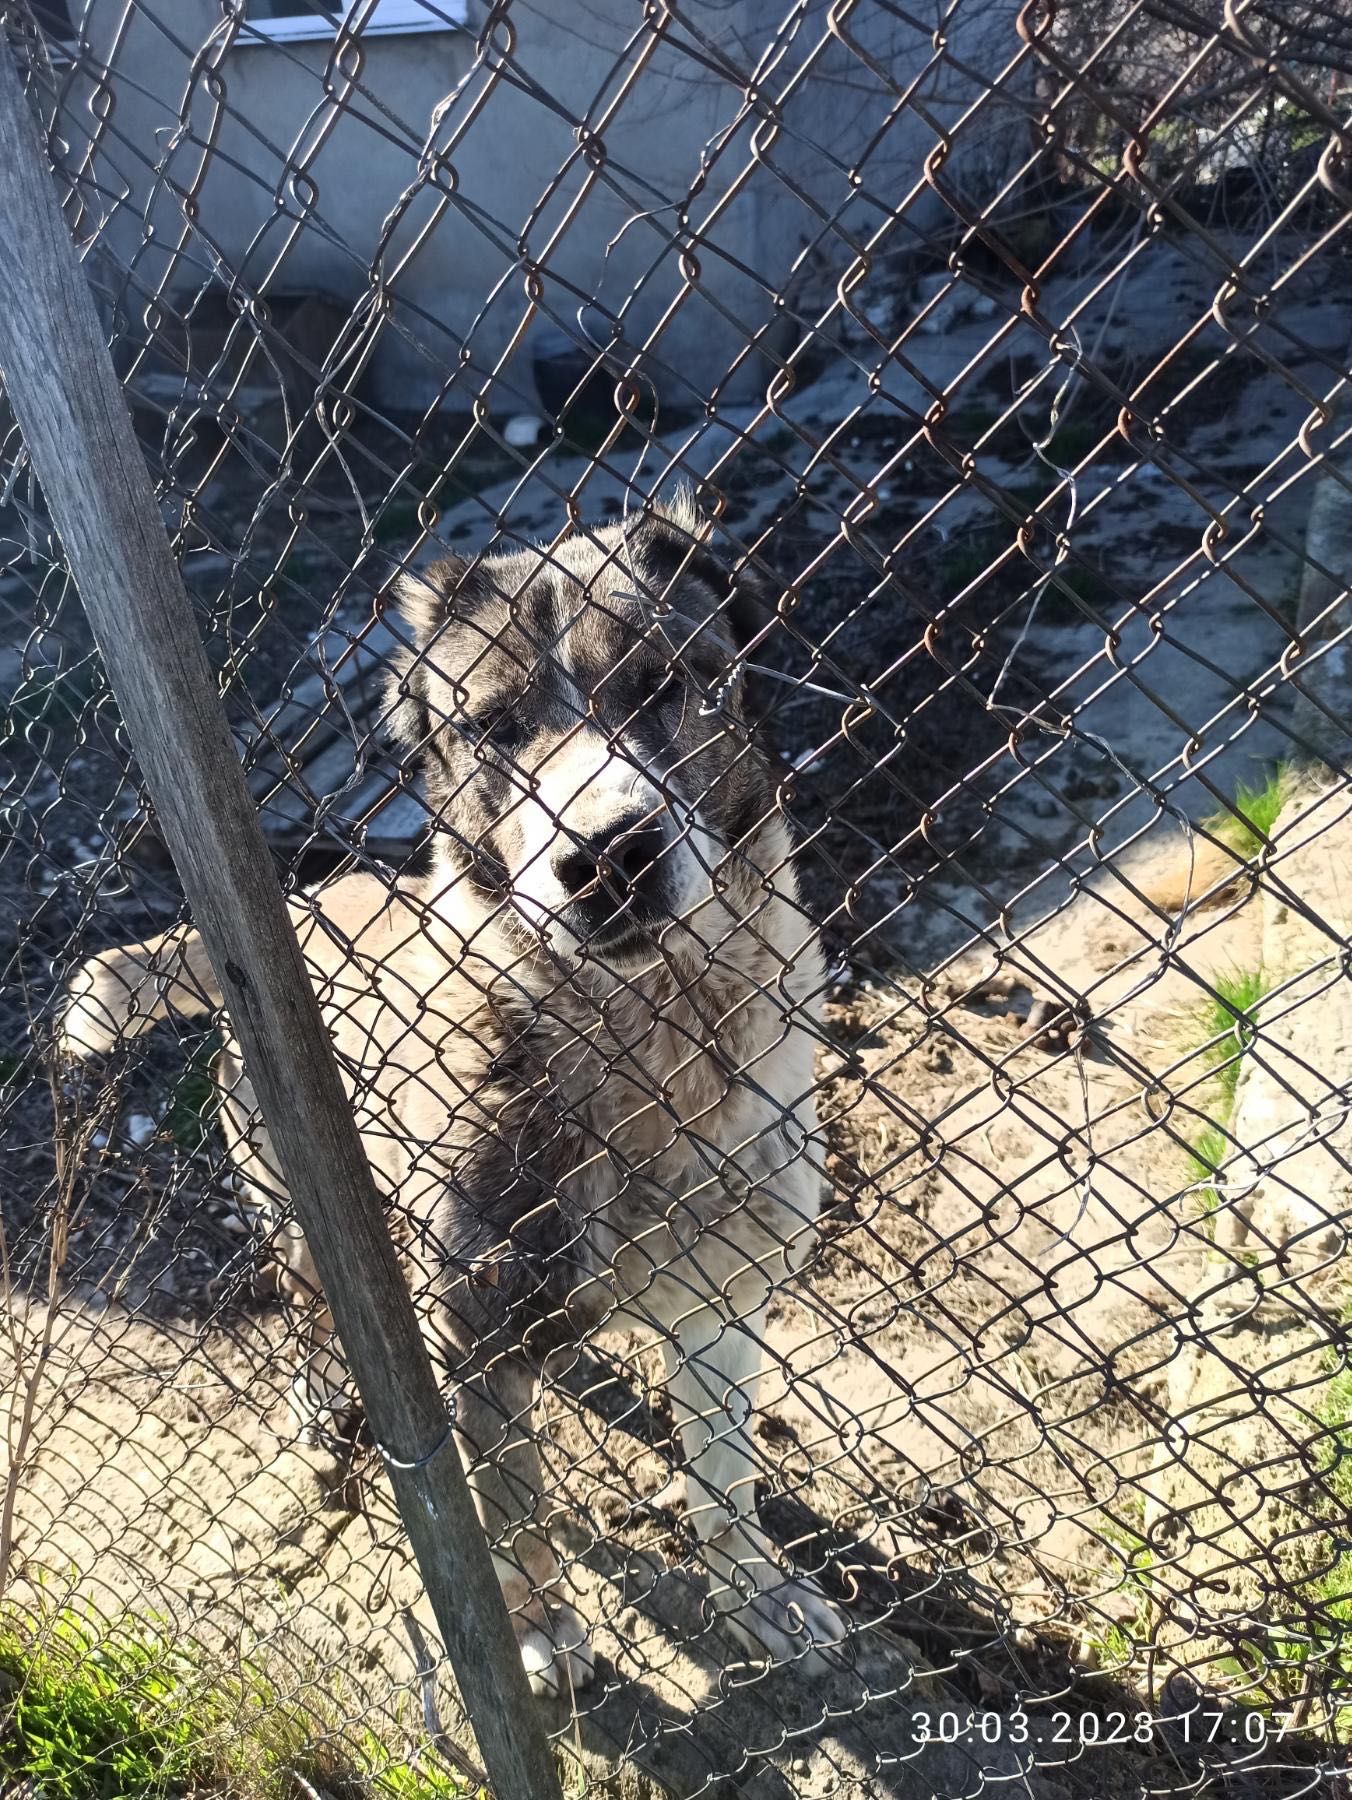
[48,0,1027,419]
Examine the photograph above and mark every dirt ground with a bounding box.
[5,803,1348,1800]
[3,225,1351,1799]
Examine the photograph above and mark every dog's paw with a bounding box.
[1211,1173,1346,1262]
[514,1595,596,1698]
[700,1527,848,1672]
[719,1571,849,1672]
[287,1362,356,1448]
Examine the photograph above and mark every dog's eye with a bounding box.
[636,665,678,711]
[465,713,525,759]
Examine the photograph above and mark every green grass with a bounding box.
[1041,415,1103,467]
[1095,1339,1352,1734]
[1180,964,1271,1222]
[1085,1507,1155,1675]
[1171,765,1294,1218]
[163,1031,224,1152]
[1043,559,1116,619]
[1,659,106,741]
[1001,475,1058,518]
[369,495,432,548]
[1,1619,209,1799]
[1198,966,1269,1106]
[1203,765,1290,861]
[1184,1122,1231,1221]
[936,537,1000,599]
[1215,1353,1352,1734]
[945,402,1002,443]
[0,1605,472,1799]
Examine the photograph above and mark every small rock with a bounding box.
[912,271,995,336]
[125,1112,157,1147]
[503,413,545,449]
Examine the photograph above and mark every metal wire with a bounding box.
[4,0,1352,1794]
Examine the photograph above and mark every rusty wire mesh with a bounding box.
[3,0,1352,1795]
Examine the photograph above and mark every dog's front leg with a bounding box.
[665,1305,847,1671]
[441,1304,595,1698]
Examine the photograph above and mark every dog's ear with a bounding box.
[627,490,774,655]
[391,554,474,641]
[383,554,477,753]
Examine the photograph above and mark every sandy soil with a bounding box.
[3,227,1351,1800]
[5,806,1346,1800]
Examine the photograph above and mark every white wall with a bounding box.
[62,0,1028,415]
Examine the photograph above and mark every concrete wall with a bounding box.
[62,0,1028,415]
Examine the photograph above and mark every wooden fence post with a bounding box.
[0,39,565,1800]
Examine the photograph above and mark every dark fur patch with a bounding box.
[629,513,773,652]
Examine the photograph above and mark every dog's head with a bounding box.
[387,494,781,964]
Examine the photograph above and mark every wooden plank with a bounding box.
[0,44,564,1800]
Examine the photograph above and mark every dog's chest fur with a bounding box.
[267,862,825,1331]
[527,955,823,1324]
[383,869,826,1325]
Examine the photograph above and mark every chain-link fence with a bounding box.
[3,0,1352,1795]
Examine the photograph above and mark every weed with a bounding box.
[163,1031,223,1152]
[1216,1364,1352,1735]
[0,1603,473,1799]
[1197,965,1269,1106]
[936,536,1000,599]
[1202,765,1290,860]
[1041,415,1103,467]
[1177,962,1271,1227]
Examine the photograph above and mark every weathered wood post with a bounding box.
[0,39,564,1800]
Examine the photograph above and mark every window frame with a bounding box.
[242,1,467,44]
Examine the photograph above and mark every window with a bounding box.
[245,1,467,43]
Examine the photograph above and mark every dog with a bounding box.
[58,492,847,1691]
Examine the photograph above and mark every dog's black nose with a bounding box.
[555,815,668,925]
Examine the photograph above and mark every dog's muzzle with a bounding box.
[552,811,672,951]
